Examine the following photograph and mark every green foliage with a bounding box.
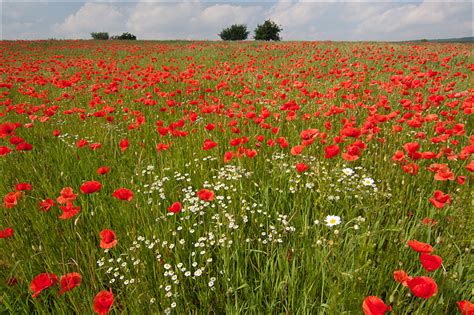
[254,20,282,41]
[219,24,249,41]
[111,32,137,40]
[90,32,109,40]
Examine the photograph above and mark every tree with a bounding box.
[91,32,109,40]
[111,32,137,40]
[254,20,282,41]
[219,24,249,41]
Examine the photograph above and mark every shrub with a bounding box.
[111,32,137,40]
[254,20,282,41]
[219,24,249,41]
[90,32,109,40]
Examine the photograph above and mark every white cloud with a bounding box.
[127,2,262,40]
[353,0,472,40]
[54,3,126,39]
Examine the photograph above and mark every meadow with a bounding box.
[0,40,473,314]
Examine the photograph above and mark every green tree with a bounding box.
[111,32,137,40]
[91,32,109,40]
[254,20,282,41]
[219,24,249,41]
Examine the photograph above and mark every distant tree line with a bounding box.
[219,20,282,41]
[91,32,137,40]
[91,19,283,42]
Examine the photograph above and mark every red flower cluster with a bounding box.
[30,272,81,298]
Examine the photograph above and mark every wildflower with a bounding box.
[362,296,391,315]
[59,273,81,295]
[0,227,14,239]
[59,202,81,220]
[93,289,114,314]
[80,181,102,194]
[407,276,437,299]
[100,229,118,249]
[112,188,134,201]
[4,191,21,208]
[420,253,442,272]
[407,240,433,253]
[197,189,215,202]
[168,201,182,213]
[30,273,58,298]
[342,168,354,176]
[393,270,411,286]
[325,215,341,227]
[457,300,474,315]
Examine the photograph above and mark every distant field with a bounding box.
[1,40,473,314]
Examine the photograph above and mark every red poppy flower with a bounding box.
[4,191,21,208]
[402,162,418,175]
[0,146,12,156]
[39,199,55,212]
[119,138,129,152]
[0,122,20,138]
[407,240,433,253]
[295,163,309,173]
[245,148,257,158]
[203,139,217,150]
[324,145,340,159]
[433,165,455,181]
[59,202,81,220]
[407,276,437,299]
[93,289,114,315]
[76,139,88,148]
[15,183,32,191]
[393,270,411,287]
[168,201,182,213]
[30,273,58,298]
[197,189,215,201]
[156,143,171,152]
[362,296,391,315]
[58,272,81,295]
[465,160,474,172]
[457,176,466,185]
[420,253,442,272]
[57,187,78,204]
[9,136,24,145]
[457,300,474,315]
[428,190,450,209]
[80,181,102,194]
[112,188,133,201]
[0,227,14,239]
[290,145,304,156]
[16,142,33,151]
[403,142,421,159]
[224,151,234,163]
[97,166,110,175]
[100,229,118,249]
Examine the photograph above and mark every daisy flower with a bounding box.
[325,215,341,227]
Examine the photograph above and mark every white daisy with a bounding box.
[325,215,341,227]
[342,168,354,176]
[361,177,374,186]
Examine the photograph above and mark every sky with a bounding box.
[1,0,473,41]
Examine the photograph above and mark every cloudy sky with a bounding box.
[1,0,472,41]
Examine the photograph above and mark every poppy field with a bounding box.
[0,40,473,314]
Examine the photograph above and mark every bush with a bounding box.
[219,24,249,41]
[91,32,109,40]
[111,32,137,40]
[254,20,282,41]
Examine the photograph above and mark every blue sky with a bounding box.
[1,0,472,40]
